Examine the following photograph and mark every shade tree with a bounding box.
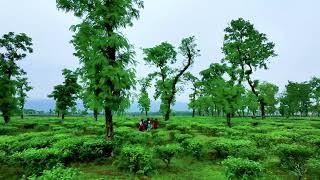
[200,63,244,127]
[56,0,144,139]
[183,72,201,117]
[0,32,33,123]
[48,69,81,120]
[222,18,277,119]
[138,78,151,116]
[143,36,200,120]
[257,82,279,116]
[16,70,33,119]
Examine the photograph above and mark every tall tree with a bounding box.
[16,71,33,119]
[282,81,312,117]
[0,32,33,123]
[244,91,259,118]
[222,18,277,119]
[200,63,244,127]
[48,69,81,120]
[310,77,320,116]
[257,82,279,116]
[143,36,200,120]
[184,72,200,117]
[138,79,151,116]
[56,0,143,139]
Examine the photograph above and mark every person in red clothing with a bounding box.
[150,117,155,129]
[138,119,145,131]
[154,118,159,129]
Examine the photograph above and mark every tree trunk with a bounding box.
[57,111,60,118]
[226,113,231,127]
[145,111,148,117]
[260,102,266,119]
[192,108,195,117]
[164,104,171,121]
[21,107,24,119]
[105,107,113,140]
[3,111,10,124]
[252,111,256,118]
[94,109,98,121]
[61,114,65,120]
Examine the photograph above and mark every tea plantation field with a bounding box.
[0,116,320,179]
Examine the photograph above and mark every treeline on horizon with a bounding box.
[1,0,319,139]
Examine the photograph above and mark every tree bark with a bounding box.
[94,109,98,121]
[164,104,171,121]
[260,102,266,119]
[192,108,195,117]
[105,107,113,140]
[145,111,148,117]
[61,113,65,120]
[226,113,231,127]
[3,111,10,124]
[21,106,24,119]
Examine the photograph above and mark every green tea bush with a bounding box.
[174,133,193,143]
[114,127,151,145]
[53,136,112,163]
[277,144,313,179]
[155,144,182,167]
[28,164,82,180]
[191,123,222,136]
[236,147,266,161]
[11,136,56,152]
[152,131,171,145]
[53,137,85,162]
[79,138,113,161]
[166,123,179,130]
[11,148,62,176]
[182,138,204,160]
[0,132,54,154]
[304,135,320,148]
[222,157,263,179]
[208,138,253,159]
[307,158,320,176]
[0,126,19,135]
[115,145,153,175]
[0,150,6,163]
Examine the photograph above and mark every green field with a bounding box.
[1,116,320,179]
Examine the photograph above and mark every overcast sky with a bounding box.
[0,0,319,103]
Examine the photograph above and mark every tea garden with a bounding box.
[0,116,319,179]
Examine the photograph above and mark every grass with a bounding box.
[0,115,320,179]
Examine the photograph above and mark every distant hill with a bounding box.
[25,99,190,113]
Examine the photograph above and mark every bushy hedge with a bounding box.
[0,126,20,135]
[11,148,62,176]
[53,136,113,163]
[277,144,313,178]
[115,145,153,175]
[152,131,171,145]
[174,133,193,143]
[0,132,55,154]
[114,127,152,146]
[155,144,182,167]
[222,157,263,179]
[182,138,204,160]
[28,164,82,180]
[208,138,253,159]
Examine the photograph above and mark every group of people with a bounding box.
[138,118,160,131]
